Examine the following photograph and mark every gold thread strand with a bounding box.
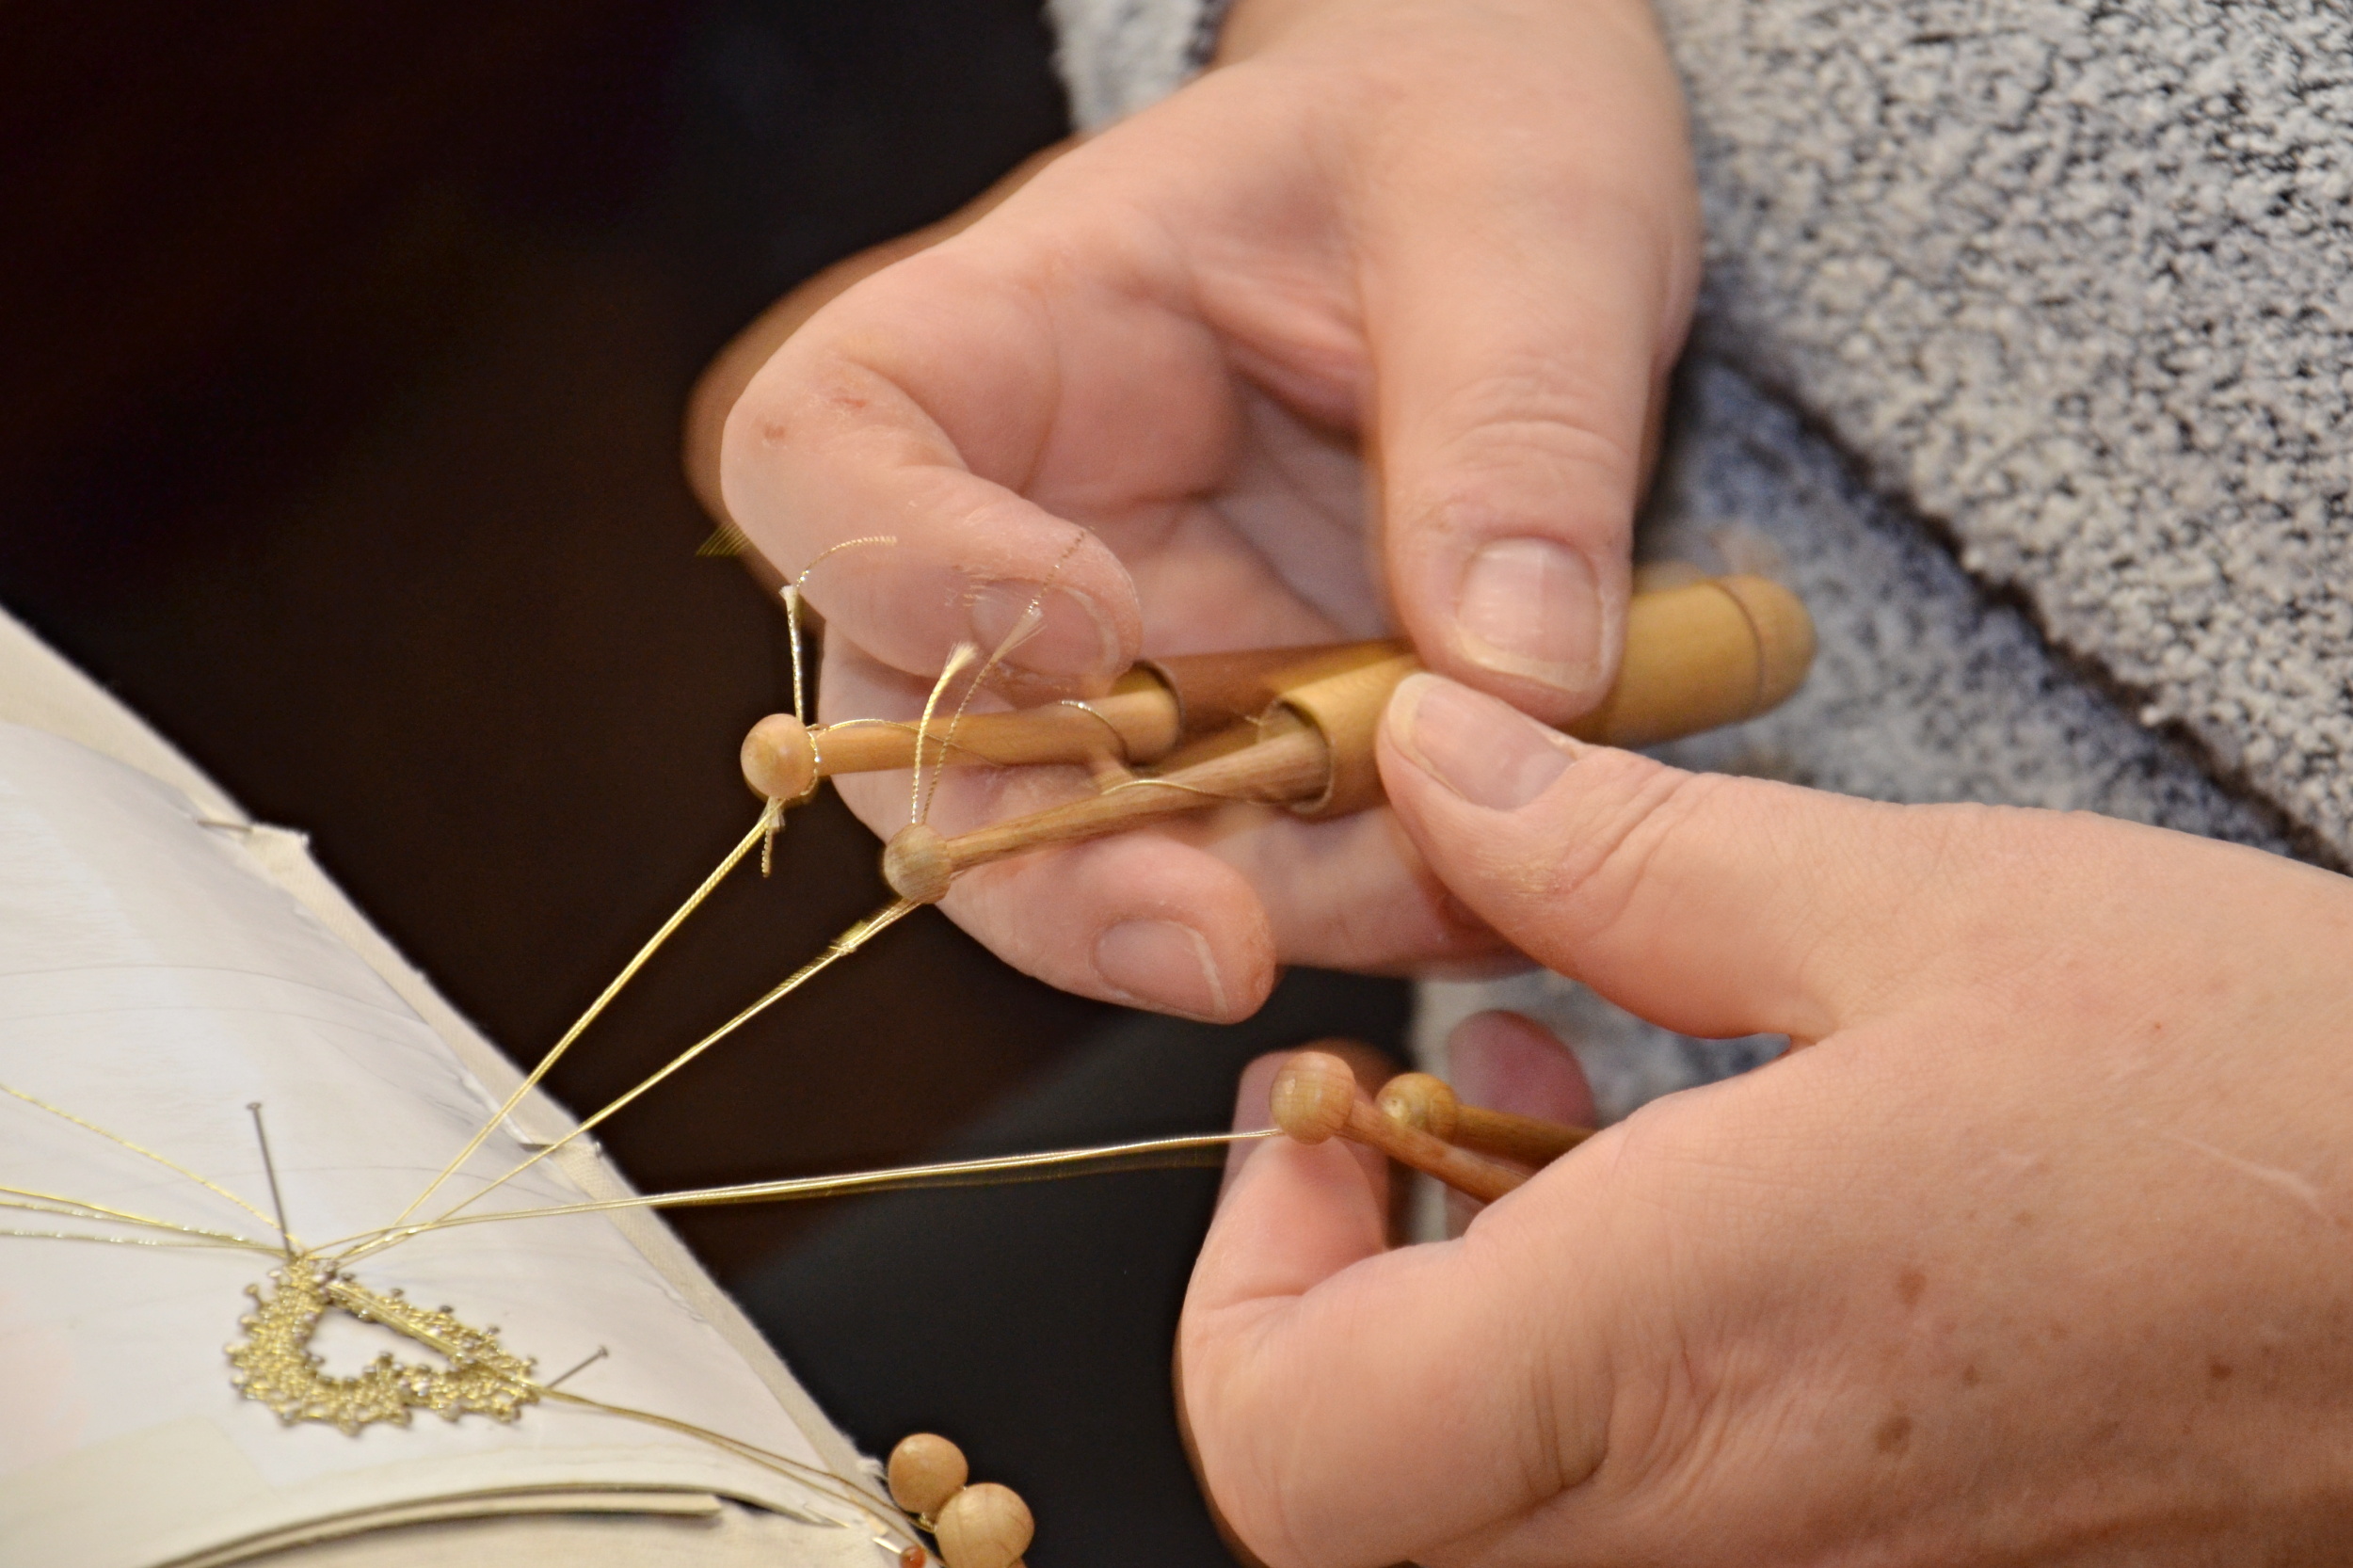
[324,1131,1272,1255]
[786,535,899,726]
[388,800,782,1230]
[0,1185,271,1248]
[910,644,979,826]
[0,1079,282,1233]
[920,529,1089,825]
[537,1386,912,1543]
[0,1227,265,1250]
[361,899,920,1258]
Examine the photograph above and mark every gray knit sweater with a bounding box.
[1048,0,2352,1114]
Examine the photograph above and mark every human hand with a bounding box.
[1180,671,2353,1565]
[715,0,1700,1017]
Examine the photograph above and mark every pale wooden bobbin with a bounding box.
[739,641,1407,801]
[1377,1072,1593,1168]
[887,1432,968,1526]
[872,575,1815,904]
[750,573,1810,810]
[1271,1048,1527,1205]
[886,1432,1033,1568]
[935,1482,1034,1568]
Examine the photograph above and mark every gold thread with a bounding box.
[910,645,980,826]
[358,899,920,1259]
[325,1131,1273,1252]
[388,799,782,1230]
[920,530,1090,824]
[1,1080,284,1236]
[785,535,899,726]
[0,1184,271,1249]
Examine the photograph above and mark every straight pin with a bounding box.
[545,1346,610,1389]
[246,1101,296,1258]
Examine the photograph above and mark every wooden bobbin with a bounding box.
[935,1482,1033,1568]
[887,1432,968,1523]
[1376,1072,1593,1168]
[1275,574,1815,818]
[870,574,1816,900]
[1271,1048,1526,1205]
[877,716,1330,905]
[742,713,822,805]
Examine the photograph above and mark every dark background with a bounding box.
[0,1,1099,1275]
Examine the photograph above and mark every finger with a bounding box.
[1448,1010,1596,1130]
[816,643,1502,1006]
[1378,672,2078,1043]
[1183,1083,1614,1567]
[719,247,1145,698]
[1365,39,1698,724]
[684,140,1077,527]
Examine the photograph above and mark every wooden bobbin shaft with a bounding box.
[880,712,1331,904]
[1376,1072,1593,1168]
[741,669,1178,804]
[1270,1048,1526,1205]
[739,641,1407,802]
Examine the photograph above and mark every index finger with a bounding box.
[716,190,1234,697]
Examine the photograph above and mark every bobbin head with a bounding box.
[741,713,819,804]
[935,1481,1032,1568]
[883,824,954,904]
[1270,1050,1357,1144]
[887,1432,968,1518]
[1376,1071,1460,1141]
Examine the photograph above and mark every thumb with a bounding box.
[1181,1069,1613,1568]
[1377,673,2057,1044]
[1368,98,1695,723]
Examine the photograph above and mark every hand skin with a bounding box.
[1179,671,2353,1566]
[716,0,1701,1019]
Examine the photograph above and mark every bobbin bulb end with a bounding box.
[884,824,955,905]
[1271,1051,1357,1144]
[888,1432,968,1517]
[1376,1071,1459,1141]
[1717,574,1817,714]
[742,713,820,803]
[935,1481,1032,1568]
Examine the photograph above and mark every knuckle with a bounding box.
[1523,757,1720,947]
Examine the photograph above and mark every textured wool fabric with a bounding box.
[1046,0,1229,132]
[1039,0,2349,1108]
[1663,0,2353,861]
[1424,356,2291,1119]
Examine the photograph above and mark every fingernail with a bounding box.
[1094,920,1229,1018]
[969,581,1119,682]
[1390,672,1578,810]
[1453,537,1607,696]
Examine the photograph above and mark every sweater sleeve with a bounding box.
[1045,0,1232,132]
